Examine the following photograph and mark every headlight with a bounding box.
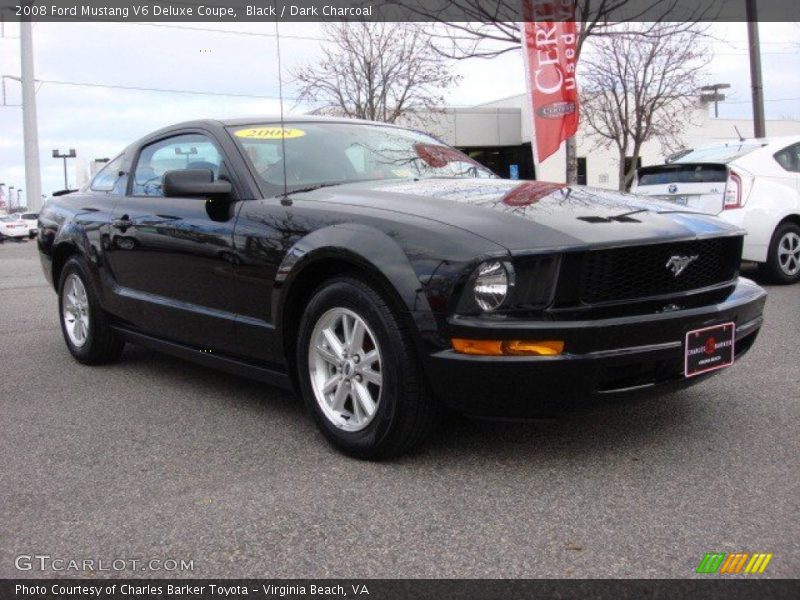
[472,261,511,311]
[456,255,559,315]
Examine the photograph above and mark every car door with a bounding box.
[104,131,240,353]
[69,154,126,299]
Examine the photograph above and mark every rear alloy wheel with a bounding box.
[297,276,439,458]
[764,222,800,284]
[58,256,125,364]
[62,274,91,348]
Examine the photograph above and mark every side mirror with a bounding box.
[162,169,232,198]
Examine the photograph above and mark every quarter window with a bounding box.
[131,134,222,197]
[90,155,124,192]
[774,143,800,173]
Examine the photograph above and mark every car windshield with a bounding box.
[0,216,14,222]
[229,121,495,194]
[674,142,763,164]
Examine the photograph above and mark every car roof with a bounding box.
[154,115,408,132]
[695,135,800,148]
[127,115,422,156]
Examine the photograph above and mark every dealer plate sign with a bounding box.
[685,322,735,377]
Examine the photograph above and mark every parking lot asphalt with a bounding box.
[0,239,798,579]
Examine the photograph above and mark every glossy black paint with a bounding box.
[38,117,767,414]
[430,279,765,416]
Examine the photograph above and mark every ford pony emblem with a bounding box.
[666,255,699,277]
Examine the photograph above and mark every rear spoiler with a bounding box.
[665,149,692,163]
[634,163,729,186]
[637,162,729,175]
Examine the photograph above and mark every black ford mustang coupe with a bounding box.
[38,117,766,457]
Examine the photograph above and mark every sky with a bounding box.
[1,20,798,203]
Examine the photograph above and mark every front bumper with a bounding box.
[1,230,27,239]
[424,278,766,417]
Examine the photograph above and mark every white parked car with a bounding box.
[632,136,800,283]
[0,215,29,241]
[14,212,39,238]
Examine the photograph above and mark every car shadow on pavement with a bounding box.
[117,341,710,464]
[418,387,713,464]
[118,343,302,414]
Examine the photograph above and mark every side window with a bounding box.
[90,155,124,192]
[774,143,800,173]
[131,134,222,197]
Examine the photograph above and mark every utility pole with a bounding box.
[52,149,76,190]
[20,14,43,211]
[746,0,766,138]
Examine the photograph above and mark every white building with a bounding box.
[404,94,800,189]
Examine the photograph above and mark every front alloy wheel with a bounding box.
[296,276,439,458]
[309,307,383,432]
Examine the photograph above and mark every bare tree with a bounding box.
[579,22,710,191]
[394,0,715,182]
[290,22,461,124]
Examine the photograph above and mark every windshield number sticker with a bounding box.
[235,127,306,140]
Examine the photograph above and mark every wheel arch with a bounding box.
[51,241,81,291]
[48,219,99,292]
[274,225,434,395]
[776,214,800,230]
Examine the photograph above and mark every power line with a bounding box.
[713,51,797,56]
[725,96,800,104]
[5,76,301,100]
[123,22,330,43]
[3,74,798,106]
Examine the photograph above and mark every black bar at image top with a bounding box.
[0,0,797,23]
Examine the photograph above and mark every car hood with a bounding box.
[303,178,743,253]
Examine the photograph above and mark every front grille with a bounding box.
[574,237,741,305]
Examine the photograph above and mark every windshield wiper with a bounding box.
[278,182,347,197]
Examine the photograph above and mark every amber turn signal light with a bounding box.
[451,339,564,356]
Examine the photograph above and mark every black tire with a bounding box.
[762,221,800,284]
[58,256,125,364]
[296,276,439,459]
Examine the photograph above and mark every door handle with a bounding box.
[112,216,133,230]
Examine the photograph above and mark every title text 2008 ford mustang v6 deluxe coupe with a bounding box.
[38,118,767,457]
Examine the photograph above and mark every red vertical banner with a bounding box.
[521,0,579,164]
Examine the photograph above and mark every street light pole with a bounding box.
[52,149,77,190]
[699,83,731,118]
[20,14,43,212]
[746,0,766,138]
